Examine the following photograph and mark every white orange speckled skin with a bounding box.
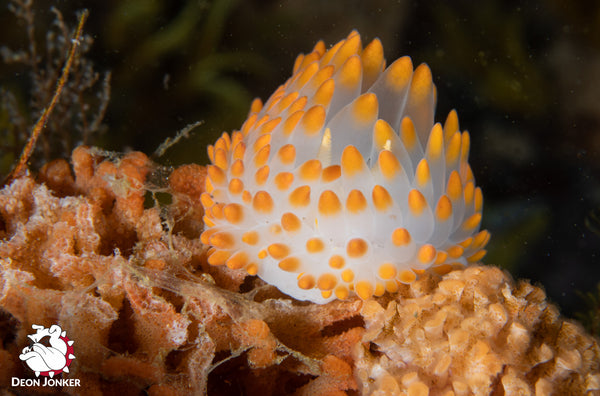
[200,30,489,303]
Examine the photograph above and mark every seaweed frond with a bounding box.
[0,0,110,181]
[575,282,600,338]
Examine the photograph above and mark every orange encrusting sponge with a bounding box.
[201,30,489,303]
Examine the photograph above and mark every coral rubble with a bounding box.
[0,147,599,395]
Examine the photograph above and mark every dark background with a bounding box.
[1,0,599,324]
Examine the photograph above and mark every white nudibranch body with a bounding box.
[201,31,489,303]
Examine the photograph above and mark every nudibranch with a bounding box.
[200,30,489,303]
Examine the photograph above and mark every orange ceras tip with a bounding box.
[351,93,379,124]
[322,165,341,182]
[268,243,290,259]
[341,145,365,177]
[300,106,326,136]
[338,55,362,89]
[317,273,337,290]
[415,159,431,188]
[278,144,296,164]
[408,189,427,216]
[372,185,393,212]
[252,191,274,213]
[202,31,488,304]
[361,38,384,84]
[318,190,342,216]
[346,189,367,213]
[254,166,270,185]
[306,238,325,253]
[289,185,311,207]
[274,172,294,190]
[299,159,322,180]
[281,212,301,232]
[226,251,249,270]
[435,195,452,222]
[297,274,316,290]
[378,149,401,179]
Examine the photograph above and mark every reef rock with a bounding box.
[0,147,598,395]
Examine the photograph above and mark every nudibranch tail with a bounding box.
[201,30,489,304]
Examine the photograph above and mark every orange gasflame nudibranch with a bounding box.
[201,30,489,303]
